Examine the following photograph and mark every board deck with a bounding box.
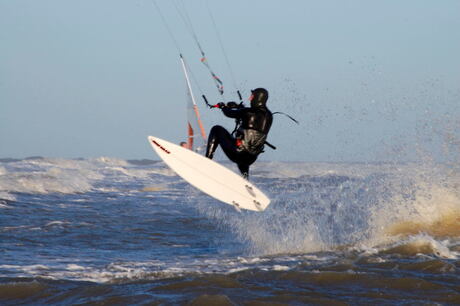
[147,136,270,211]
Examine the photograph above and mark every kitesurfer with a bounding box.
[205,88,273,179]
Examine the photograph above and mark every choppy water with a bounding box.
[0,157,459,305]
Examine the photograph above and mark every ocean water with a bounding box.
[0,157,459,305]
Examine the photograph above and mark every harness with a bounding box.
[227,103,277,151]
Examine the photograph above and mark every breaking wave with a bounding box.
[0,157,173,200]
[196,162,459,258]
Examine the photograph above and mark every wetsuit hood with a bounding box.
[250,88,269,108]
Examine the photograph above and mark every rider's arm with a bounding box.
[222,107,245,119]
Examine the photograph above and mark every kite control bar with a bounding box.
[202,94,224,109]
[202,95,213,108]
[202,95,243,109]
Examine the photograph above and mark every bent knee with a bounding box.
[211,125,226,132]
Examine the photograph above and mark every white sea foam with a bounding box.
[90,156,130,167]
[0,159,97,195]
[272,265,290,271]
[44,220,70,227]
[0,253,305,283]
[66,264,86,271]
[0,191,16,205]
[0,157,177,196]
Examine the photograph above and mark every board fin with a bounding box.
[245,184,256,197]
[231,201,242,213]
[253,200,263,211]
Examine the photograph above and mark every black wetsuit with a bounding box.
[205,89,273,178]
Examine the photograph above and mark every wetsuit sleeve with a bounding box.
[221,107,245,119]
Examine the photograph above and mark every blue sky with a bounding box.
[1,0,459,161]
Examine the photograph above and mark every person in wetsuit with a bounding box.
[205,88,273,179]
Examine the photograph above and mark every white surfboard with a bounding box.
[147,136,270,211]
